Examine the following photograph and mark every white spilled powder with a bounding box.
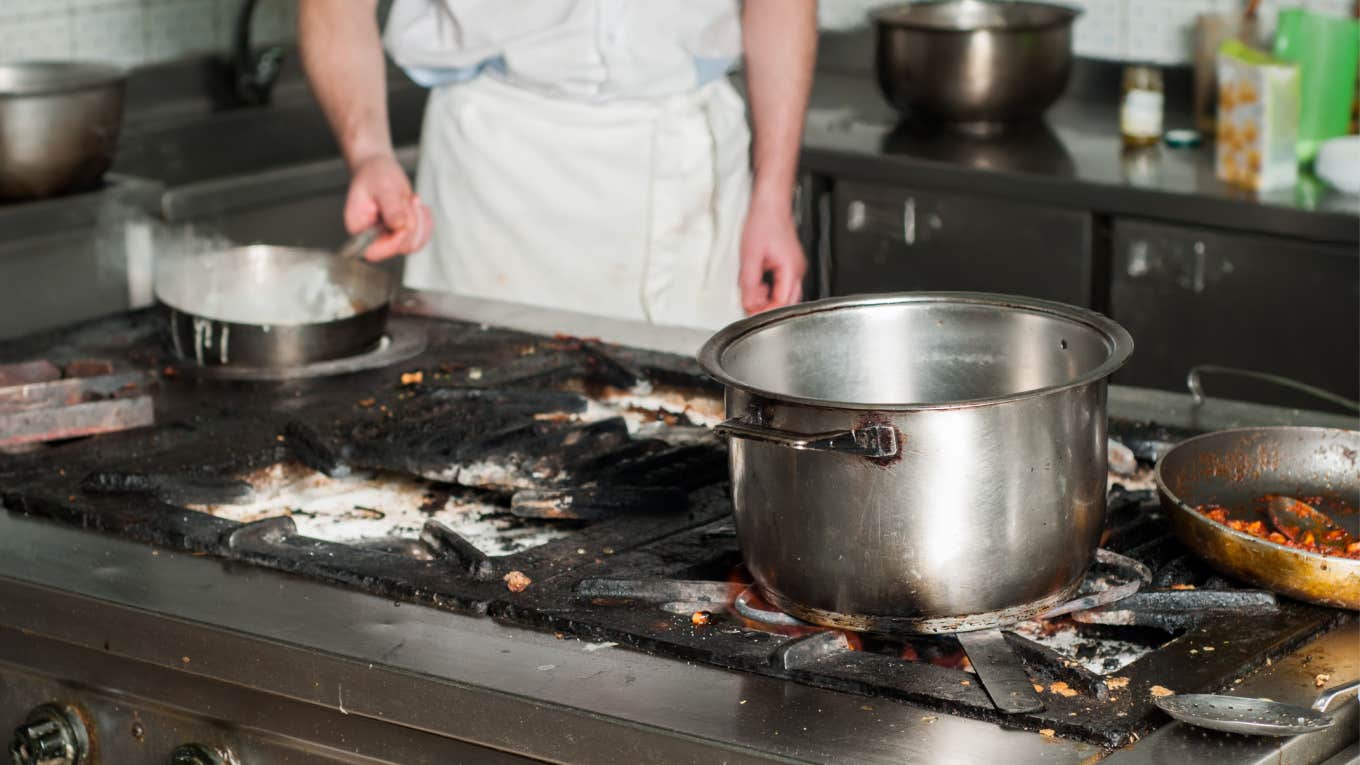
[1010,620,1157,675]
[188,260,360,325]
[189,463,571,555]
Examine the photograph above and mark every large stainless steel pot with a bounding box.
[699,293,1133,634]
[873,0,1078,134]
[0,62,125,201]
[155,245,395,368]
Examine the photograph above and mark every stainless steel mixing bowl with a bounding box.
[0,62,125,201]
[873,0,1079,134]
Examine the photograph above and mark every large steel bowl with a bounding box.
[0,62,125,201]
[873,0,1079,134]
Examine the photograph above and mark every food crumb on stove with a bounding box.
[181,656,191,664]
[358,398,375,408]
[1170,583,1196,590]
[602,546,615,555]
[553,632,566,640]
[400,371,423,385]
[275,434,285,442]
[960,680,970,686]
[503,570,532,592]
[576,548,586,554]
[1315,673,1331,687]
[740,699,747,705]
[1039,729,1056,738]
[468,368,483,381]
[1149,685,1174,698]
[1106,677,1130,690]
[1202,646,1214,652]
[691,610,712,626]
[1033,684,1045,693]
[921,715,938,723]
[860,705,873,711]
[1049,681,1079,698]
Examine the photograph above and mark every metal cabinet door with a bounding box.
[829,181,1093,305]
[1110,218,1359,409]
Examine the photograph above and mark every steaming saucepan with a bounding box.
[154,245,395,368]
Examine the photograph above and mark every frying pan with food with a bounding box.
[1156,426,1360,610]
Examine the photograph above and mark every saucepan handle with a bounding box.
[1187,365,1359,413]
[713,418,899,459]
[1313,679,1360,712]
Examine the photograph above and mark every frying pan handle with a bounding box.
[713,418,899,459]
[1187,365,1360,413]
[1313,679,1360,712]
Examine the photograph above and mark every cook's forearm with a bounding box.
[299,0,393,169]
[742,0,817,212]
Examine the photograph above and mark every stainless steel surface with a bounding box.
[155,245,396,367]
[1104,625,1360,765]
[0,62,125,201]
[171,318,427,381]
[8,703,89,765]
[1154,681,1360,737]
[954,629,1045,714]
[1189,365,1360,413]
[0,510,1104,765]
[872,0,1077,132]
[1156,427,1360,609]
[699,292,1133,633]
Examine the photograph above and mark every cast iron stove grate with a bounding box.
[0,309,1349,749]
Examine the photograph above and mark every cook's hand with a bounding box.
[344,154,433,260]
[738,200,806,315]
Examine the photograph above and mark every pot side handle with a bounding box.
[713,418,899,459]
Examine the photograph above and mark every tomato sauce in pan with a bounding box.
[1196,493,1360,559]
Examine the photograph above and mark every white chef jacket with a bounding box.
[385,0,750,329]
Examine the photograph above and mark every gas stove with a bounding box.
[0,292,1355,765]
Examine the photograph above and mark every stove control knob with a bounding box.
[9,704,90,765]
[169,743,238,765]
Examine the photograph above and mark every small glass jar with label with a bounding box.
[1120,64,1165,148]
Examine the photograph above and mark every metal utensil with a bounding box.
[1156,427,1360,610]
[955,629,1045,714]
[334,224,384,261]
[872,0,1079,133]
[155,245,395,368]
[0,62,125,201]
[1154,680,1360,736]
[1267,494,1355,552]
[701,292,1134,634]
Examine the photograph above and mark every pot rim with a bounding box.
[871,0,1081,33]
[697,291,1134,412]
[0,61,126,97]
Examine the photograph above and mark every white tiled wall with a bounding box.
[0,0,298,67]
[819,0,1355,64]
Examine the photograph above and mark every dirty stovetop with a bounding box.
[0,308,1350,749]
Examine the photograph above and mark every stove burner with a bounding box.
[174,319,428,381]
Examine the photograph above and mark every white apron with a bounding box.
[402,75,750,330]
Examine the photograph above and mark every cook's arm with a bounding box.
[738,0,817,314]
[298,0,430,259]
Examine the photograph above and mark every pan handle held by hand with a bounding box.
[335,224,385,261]
[713,418,899,459]
[1187,365,1359,413]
